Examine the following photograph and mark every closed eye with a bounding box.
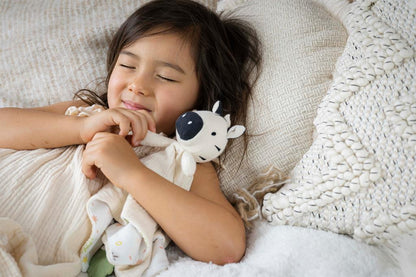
[157,75,177,82]
[120,64,135,69]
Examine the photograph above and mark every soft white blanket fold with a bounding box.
[0,146,102,277]
[0,132,194,277]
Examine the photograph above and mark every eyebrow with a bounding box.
[120,50,185,74]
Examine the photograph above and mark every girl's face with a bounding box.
[107,31,199,135]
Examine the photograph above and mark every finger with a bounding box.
[116,108,156,134]
[137,110,156,133]
[84,164,98,179]
[114,115,132,137]
[116,109,155,146]
[106,110,131,137]
[81,148,98,179]
[130,114,149,146]
[114,109,143,138]
[114,109,144,144]
[131,110,156,146]
[82,135,109,178]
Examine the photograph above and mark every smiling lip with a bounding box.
[122,100,151,112]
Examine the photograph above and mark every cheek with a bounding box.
[153,97,185,134]
[157,90,199,133]
[161,88,197,115]
[107,73,124,107]
[187,79,200,109]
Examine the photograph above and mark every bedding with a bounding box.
[263,0,416,245]
[0,140,167,277]
[158,221,401,277]
[0,146,101,276]
[0,0,410,276]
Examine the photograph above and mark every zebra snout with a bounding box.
[176,111,203,141]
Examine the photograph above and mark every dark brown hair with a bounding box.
[76,0,262,138]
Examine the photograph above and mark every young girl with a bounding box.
[0,0,261,268]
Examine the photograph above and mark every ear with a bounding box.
[212,101,222,115]
[227,125,246,139]
[224,114,231,128]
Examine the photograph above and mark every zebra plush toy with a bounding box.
[140,100,246,178]
[174,100,246,172]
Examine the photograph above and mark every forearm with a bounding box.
[122,165,246,265]
[0,108,84,149]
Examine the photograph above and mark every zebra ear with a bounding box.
[212,101,222,116]
[224,114,231,128]
[227,125,245,139]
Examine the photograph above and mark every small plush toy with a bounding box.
[141,100,246,175]
[82,101,245,276]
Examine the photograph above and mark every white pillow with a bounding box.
[217,0,348,198]
[263,0,416,245]
[0,0,217,108]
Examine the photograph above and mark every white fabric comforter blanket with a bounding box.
[0,146,100,277]
[0,142,173,277]
[0,141,402,277]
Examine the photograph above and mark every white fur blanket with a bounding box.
[158,221,401,277]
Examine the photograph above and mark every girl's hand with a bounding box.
[79,108,156,146]
[82,132,144,189]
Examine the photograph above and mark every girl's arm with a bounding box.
[82,132,246,265]
[0,101,86,149]
[138,162,246,265]
[0,101,155,150]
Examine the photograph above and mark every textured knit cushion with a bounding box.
[263,0,416,244]
[0,0,217,108]
[217,0,348,198]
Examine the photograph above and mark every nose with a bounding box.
[128,76,150,96]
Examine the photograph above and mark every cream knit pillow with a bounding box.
[263,0,416,244]
[217,0,348,198]
[0,0,217,108]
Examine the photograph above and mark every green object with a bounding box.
[87,248,114,277]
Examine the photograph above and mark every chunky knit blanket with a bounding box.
[263,0,416,245]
